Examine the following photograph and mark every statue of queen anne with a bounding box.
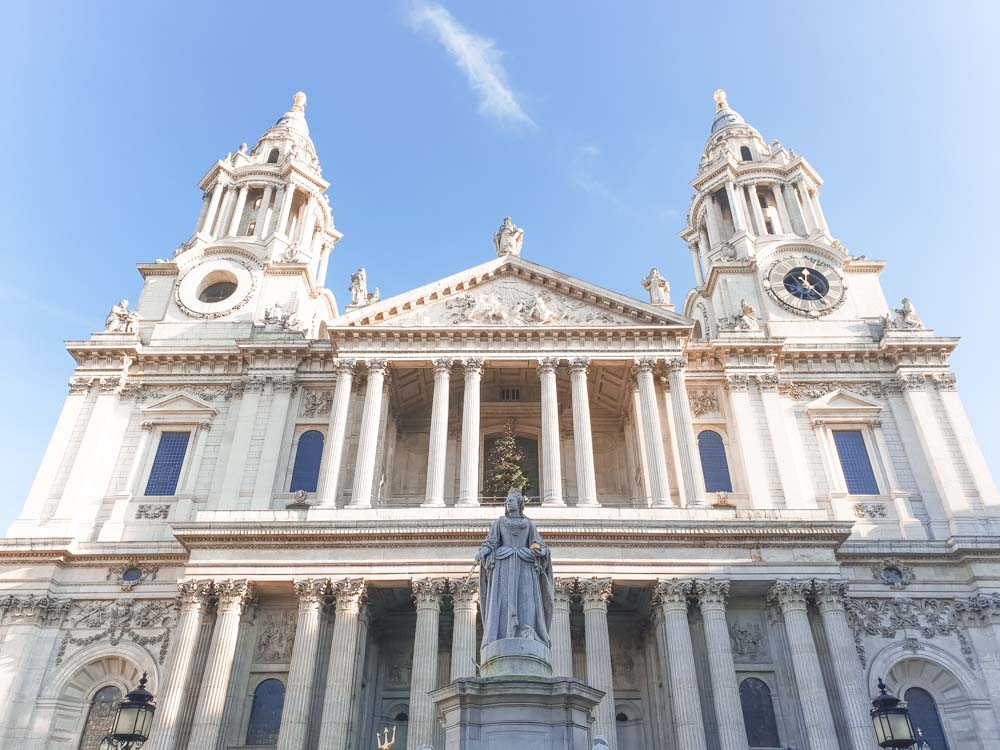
[476,487,554,649]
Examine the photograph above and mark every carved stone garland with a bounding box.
[56,598,176,666]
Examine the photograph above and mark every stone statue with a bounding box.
[476,487,554,650]
[641,268,671,306]
[735,298,760,331]
[882,297,924,330]
[348,268,380,306]
[104,299,138,334]
[493,216,524,257]
[593,737,610,749]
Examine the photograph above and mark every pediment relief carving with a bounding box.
[141,392,218,423]
[804,388,882,422]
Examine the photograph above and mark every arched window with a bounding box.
[290,430,324,493]
[698,430,733,493]
[739,677,780,748]
[245,678,285,745]
[267,148,280,164]
[905,687,950,750]
[79,685,122,750]
[740,145,753,161]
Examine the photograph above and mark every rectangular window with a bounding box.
[832,430,879,495]
[144,431,191,496]
[499,388,520,402]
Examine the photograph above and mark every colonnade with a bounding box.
[314,356,706,509]
[148,575,872,750]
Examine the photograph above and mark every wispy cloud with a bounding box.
[408,1,534,126]
[571,145,621,206]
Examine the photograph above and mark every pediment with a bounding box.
[334,256,691,329]
[141,392,218,420]
[804,388,882,417]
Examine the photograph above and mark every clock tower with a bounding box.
[680,90,895,341]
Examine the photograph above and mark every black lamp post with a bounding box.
[102,673,156,749]
[870,677,916,749]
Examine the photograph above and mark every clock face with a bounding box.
[765,255,846,316]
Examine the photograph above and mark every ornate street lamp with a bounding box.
[102,673,156,749]
[870,677,916,749]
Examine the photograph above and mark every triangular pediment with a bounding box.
[142,392,218,419]
[333,256,691,329]
[804,388,882,417]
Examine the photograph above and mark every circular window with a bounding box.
[882,567,903,586]
[121,567,143,583]
[199,281,237,303]
[176,256,257,319]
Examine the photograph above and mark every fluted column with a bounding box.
[316,359,355,507]
[458,359,483,506]
[276,183,296,239]
[796,180,819,234]
[189,579,254,749]
[695,579,748,750]
[569,358,598,506]
[538,357,565,506]
[725,179,746,233]
[635,358,670,506]
[581,578,616,749]
[688,242,706,287]
[226,185,250,237]
[201,180,226,236]
[408,578,446,750]
[768,580,837,749]
[654,579,707,750]
[318,579,367,750]
[255,184,274,238]
[552,578,576,678]
[449,576,479,680]
[666,358,705,505]
[349,360,387,508]
[704,194,724,248]
[772,182,794,236]
[148,580,212,750]
[747,183,768,236]
[277,579,329,750]
[814,580,878,750]
[424,359,452,507]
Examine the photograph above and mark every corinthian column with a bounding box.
[188,580,255,749]
[768,580,837,749]
[317,359,355,507]
[277,579,329,750]
[538,357,565,506]
[424,359,452,507]
[227,185,249,237]
[552,578,576,678]
[635,358,671,506]
[449,576,479,680]
[695,579,747,750]
[654,579,707,750]
[667,358,705,505]
[147,580,212,750]
[458,359,484,506]
[570,359,599,506]
[408,578,447,750]
[814,580,877,750]
[580,578,616,749]
[349,360,387,508]
[318,579,367,750]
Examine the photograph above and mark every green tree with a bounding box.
[483,421,529,497]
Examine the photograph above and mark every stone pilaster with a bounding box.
[569,359,599,506]
[580,577,616,749]
[188,579,255,750]
[277,579,329,750]
[458,359,483,506]
[695,579,747,750]
[814,580,878,750]
[408,578,447,750]
[666,358,706,505]
[349,361,387,508]
[449,576,479,680]
[318,579,367,750]
[654,579,707,750]
[768,579,837,749]
[316,359,355,507]
[552,578,576,678]
[538,358,565,506]
[424,359,452,507]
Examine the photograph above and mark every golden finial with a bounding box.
[376,726,396,749]
[292,91,307,113]
[713,88,728,111]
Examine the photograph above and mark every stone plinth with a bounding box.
[480,637,552,678]
[431,676,604,750]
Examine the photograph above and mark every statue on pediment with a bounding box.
[493,216,524,257]
[641,268,671,307]
[104,299,138,334]
[348,268,380,307]
[881,297,924,330]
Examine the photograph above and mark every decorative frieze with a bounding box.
[254,610,297,663]
[853,502,888,519]
[689,389,720,416]
[728,618,764,660]
[0,594,71,626]
[779,380,888,401]
[300,389,333,418]
[57,597,176,666]
[136,504,170,520]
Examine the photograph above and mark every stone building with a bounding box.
[1,89,998,750]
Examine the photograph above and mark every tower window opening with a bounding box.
[246,220,257,236]
[740,145,753,161]
[253,197,263,210]
[764,218,775,234]
[267,148,280,164]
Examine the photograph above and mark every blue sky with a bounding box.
[1,1,998,532]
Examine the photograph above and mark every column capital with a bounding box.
[363,359,389,375]
[554,577,578,607]
[666,356,688,372]
[694,578,730,611]
[450,576,479,606]
[755,373,780,392]
[653,578,693,612]
[813,578,849,613]
[432,358,454,375]
[334,358,357,377]
[767,579,812,614]
[331,578,367,612]
[569,358,590,375]
[412,577,447,610]
[213,579,255,614]
[462,358,485,375]
[176,579,213,612]
[725,374,751,392]
[293,578,330,611]
[633,357,658,374]
[579,577,613,610]
[537,357,561,375]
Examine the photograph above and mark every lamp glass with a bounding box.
[888,711,914,741]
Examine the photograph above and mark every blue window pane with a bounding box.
[144,432,190,496]
[246,678,285,745]
[740,678,781,748]
[833,430,879,495]
[290,430,324,493]
[698,430,733,493]
[905,688,950,750]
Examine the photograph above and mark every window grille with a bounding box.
[290,430,324,493]
[698,430,733,493]
[832,430,879,495]
[78,685,122,750]
[144,431,190,496]
[245,678,285,746]
[739,678,781,748]
[499,388,521,401]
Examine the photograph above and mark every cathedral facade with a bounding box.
[1,90,998,750]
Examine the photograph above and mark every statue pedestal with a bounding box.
[480,638,552,678]
[430,677,604,750]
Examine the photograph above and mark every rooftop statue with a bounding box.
[493,216,524,257]
[882,297,925,331]
[104,299,138,334]
[641,267,671,307]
